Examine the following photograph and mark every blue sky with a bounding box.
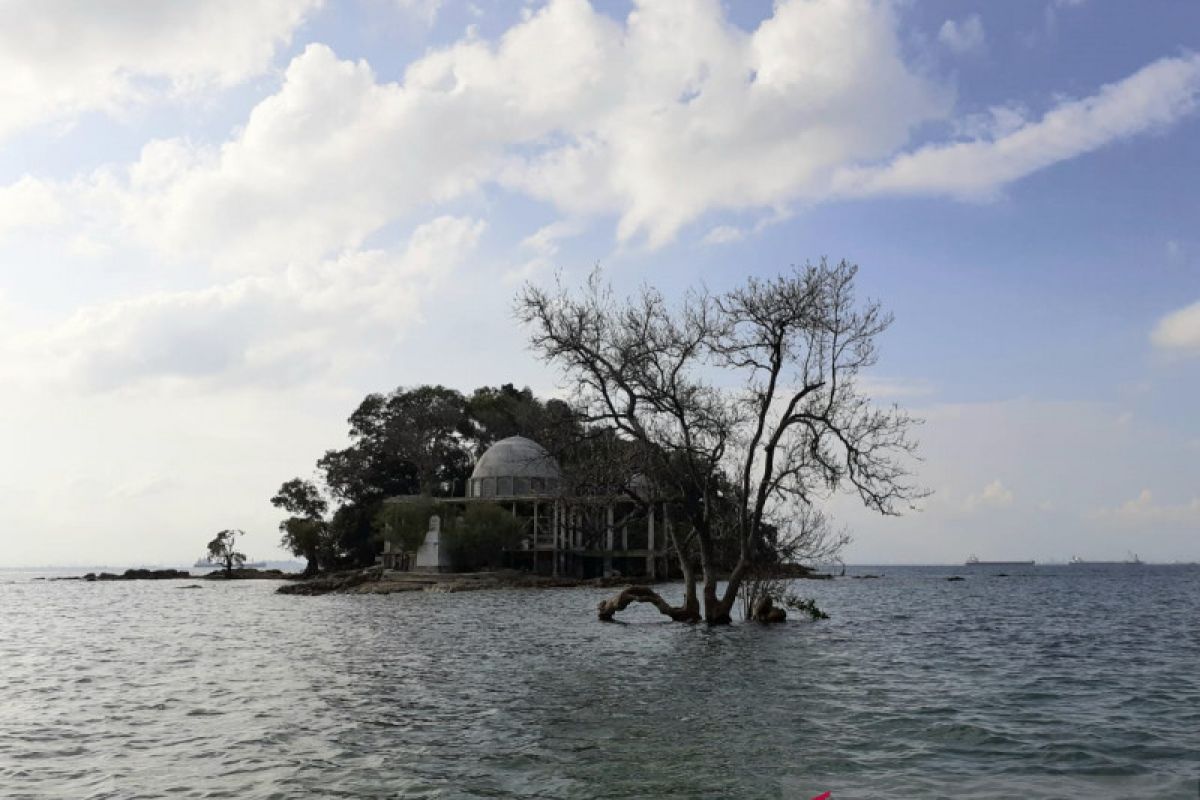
[0,0,1197,566]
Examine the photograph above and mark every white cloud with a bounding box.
[7,1,1196,267]
[1094,489,1200,527]
[7,0,951,265]
[836,53,1200,200]
[0,177,62,239]
[396,0,444,27]
[858,375,936,399]
[938,15,986,55]
[0,0,321,141]
[964,479,1015,512]
[1151,299,1200,354]
[702,225,746,245]
[27,216,485,390]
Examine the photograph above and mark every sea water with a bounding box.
[1,565,1197,799]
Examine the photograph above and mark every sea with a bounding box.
[1,564,1197,799]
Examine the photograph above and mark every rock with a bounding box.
[202,568,287,580]
[82,569,190,581]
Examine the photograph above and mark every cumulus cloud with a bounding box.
[0,0,320,141]
[0,176,62,239]
[938,15,986,55]
[6,1,1198,265]
[4,0,1199,393]
[1152,300,1200,354]
[24,0,949,261]
[835,53,1200,200]
[964,479,1015,512]
[32,216,484,390]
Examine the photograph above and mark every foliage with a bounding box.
[444,503,524,571]
[782,594,829,621]
[271,382,585,570]
[272,478,330,576]
[466,383,580,456]
[206,529,246,577]
[374,498,438,554]
[518,259,925,623]
[271,478,328,519]
[278,517,328,577]
[739,507,848,620]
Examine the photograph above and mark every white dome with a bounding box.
[468,436,561,498]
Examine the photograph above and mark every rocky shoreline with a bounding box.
[50,567,294,582]
[276,569,642,596]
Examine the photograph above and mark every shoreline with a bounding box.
[276,569,642,596]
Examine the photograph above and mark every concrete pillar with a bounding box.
[647,504,656,579]
[552,501,559,577]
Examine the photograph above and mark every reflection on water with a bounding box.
[1,565,1198,798]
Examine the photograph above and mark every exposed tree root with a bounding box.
[597,586,700,623]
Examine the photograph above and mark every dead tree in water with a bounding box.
[518,259,925,624]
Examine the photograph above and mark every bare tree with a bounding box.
[519,259,924,624]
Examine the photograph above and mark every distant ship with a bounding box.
[193,556,267,568]
[1069,552,1144,566]
[965,555,1035,566]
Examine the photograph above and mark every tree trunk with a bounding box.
[597,586,700,622]
[714,557,749,623]
[697,530,732,624]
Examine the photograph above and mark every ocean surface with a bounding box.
[1,565,1197,799]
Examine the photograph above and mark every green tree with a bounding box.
[271,478,329,576]
[207,529,247,578]
[444,503,523,571]
[466,383,580,455]
[374,498,438,555]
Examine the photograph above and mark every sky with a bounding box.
[1,0,1198,567]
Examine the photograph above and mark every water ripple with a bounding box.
[0,566,1197,798]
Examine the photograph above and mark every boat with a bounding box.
[965,555,1035,566]
[1068,552,1144,565]
[193,556,267,568]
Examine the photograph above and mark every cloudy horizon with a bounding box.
[1,0,1198,567]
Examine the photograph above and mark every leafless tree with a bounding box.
[518,259,925,624]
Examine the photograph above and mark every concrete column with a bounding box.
[552,501,559,577]
[647,504,656,579]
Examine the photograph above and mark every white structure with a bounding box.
[380,435,672,578]
[413,514,453,572]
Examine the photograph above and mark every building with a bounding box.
[380,435,673,578]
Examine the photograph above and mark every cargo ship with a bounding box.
[1069,552,1143,566]
[964,555,1035,566]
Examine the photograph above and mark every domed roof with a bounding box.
[470,436,561,481]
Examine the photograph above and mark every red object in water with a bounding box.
[810,793,831,800]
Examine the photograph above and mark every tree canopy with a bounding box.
[273,383,579,570]
[207,529,247,578]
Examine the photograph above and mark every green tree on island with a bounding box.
[272,478,330,577]
[518,259,926,624]
[207,529,247,578]
[444,503,523,571]
[272,383,582,572]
